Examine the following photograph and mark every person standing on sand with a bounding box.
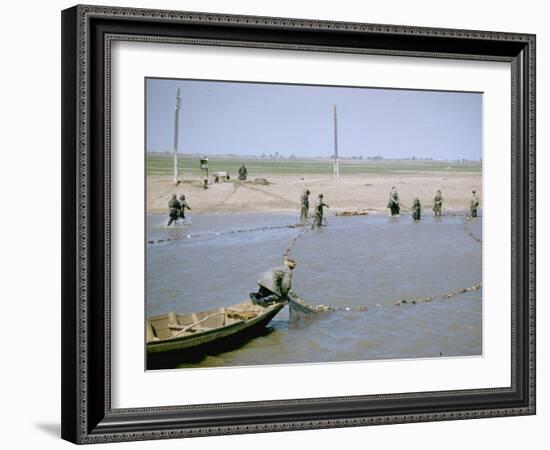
[249,258,297,306]
[167,194,181,226]
[238,163,248,181]
[412,195,422,221]
[300,189,310,224]
[388,187,400,216]
[433,190,443,217]
[313,193,329,228]
[470,190,480,218]
[178,194,192,221]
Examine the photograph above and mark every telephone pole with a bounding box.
[333,104,339,179]
[173,88,181,185]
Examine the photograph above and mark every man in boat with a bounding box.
[433,189,443,217]
[178,194,192,221]
[388,187,400,216]
[300,189,310,224]
[249,258,296,306]
[412,195,421,221]
[470,190,480,218]
[167,194,181,226]
[313,193,329,228]
[238,163,248,181]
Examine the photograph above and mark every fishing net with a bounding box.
[285,213,482,325]
[287,295,338,326]
[288,299,318,326]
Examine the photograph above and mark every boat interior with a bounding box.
[146,300,263,343]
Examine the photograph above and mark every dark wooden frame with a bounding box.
[61,4,536,444]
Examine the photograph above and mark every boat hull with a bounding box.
[147,303,284,369]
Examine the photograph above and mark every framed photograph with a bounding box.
[61,4,536,444]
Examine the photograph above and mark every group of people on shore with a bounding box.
[387,187,480,221]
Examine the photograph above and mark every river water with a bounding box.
[146,212,482,368]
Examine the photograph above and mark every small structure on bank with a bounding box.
[253,177,269,185]
[212,171,230,183]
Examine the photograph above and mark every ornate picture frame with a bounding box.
[61,4,535,444]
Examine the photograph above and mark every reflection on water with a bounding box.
[146,212,482,368]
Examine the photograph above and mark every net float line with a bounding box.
[290,282,482,315]
[284,214,482,314]
[147,223,301,245]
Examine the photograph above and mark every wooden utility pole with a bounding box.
[173,88,181,185]
[333,104,339,179]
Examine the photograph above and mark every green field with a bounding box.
[147,154,482,177]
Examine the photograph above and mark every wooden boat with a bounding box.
[146,300,284,369]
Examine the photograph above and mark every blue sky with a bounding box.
[146,78,482,160]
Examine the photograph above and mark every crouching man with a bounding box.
[249,258,296,306]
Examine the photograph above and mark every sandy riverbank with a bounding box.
[147,171,481,215]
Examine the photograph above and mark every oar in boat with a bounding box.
[173,311,226,337]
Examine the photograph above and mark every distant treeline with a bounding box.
[148,151,481,163]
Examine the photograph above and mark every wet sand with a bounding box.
[147,172,481,215]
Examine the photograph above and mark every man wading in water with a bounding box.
[433,189,443,217]
[388,187,400,216]
[313,193,329,228]
[178,194,192,221]
[412,195,422,221]
[470,190,480,218]
[300,189,310,224]
[249,258,296,307]
[167,194,181,226]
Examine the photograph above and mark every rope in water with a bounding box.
[463,216,482,244]
[147,212,483,312]
[147,223,300,245]
[147,211,481,246]
[284,213,483,313]
[283,223,312,259]
[289,282,483,313]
